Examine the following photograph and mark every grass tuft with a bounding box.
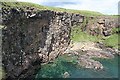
[103,34,119,49]
[71,26,102,42]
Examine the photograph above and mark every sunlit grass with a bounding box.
[2,2,103,17]
[0,67,5,80]
[103,34,119,49]
[71,26,102,42]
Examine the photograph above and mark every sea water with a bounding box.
[35,55,119,78]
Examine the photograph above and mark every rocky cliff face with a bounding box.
[83,16,118,36]
[2,7,84,79]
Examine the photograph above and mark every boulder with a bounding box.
[78,56,103,70]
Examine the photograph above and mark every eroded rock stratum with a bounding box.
[1,4,118,79]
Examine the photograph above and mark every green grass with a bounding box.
[0,25,4,29]
[0,67,5,80]
[0,0,17,2]
[110,15,120,18]
[1,2,47,10]
[103,34,119,49]
[103,27,119,49]
[2,2,103,17]
[71,26,102,42]
[111,27,120,34]
[71,26,119,49]
[0,67,2,80]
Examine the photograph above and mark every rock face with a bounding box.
[2,7,84,79]
[84,16,118,36]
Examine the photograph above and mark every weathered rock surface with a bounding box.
[64,41,115,70]
[64,49,104,70]
[78,56,103,70]
[1,7,84,79]
[84,16,118,36]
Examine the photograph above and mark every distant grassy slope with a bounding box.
[1,2,103,17]
[0,0,17,2]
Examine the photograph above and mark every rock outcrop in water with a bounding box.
[1,3,118,79]
[64,42,115,70]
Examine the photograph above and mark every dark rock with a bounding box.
[103,30,111,36]
[1,7,84,79]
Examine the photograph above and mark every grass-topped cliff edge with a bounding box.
[1,2,119,51]
[1,2,103,17]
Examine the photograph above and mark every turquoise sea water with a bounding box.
[69,56,119,78]
[35,55,119,78]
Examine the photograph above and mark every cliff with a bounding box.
[83,16,118,36]
[1,2,118,79]
[1,4,84,79]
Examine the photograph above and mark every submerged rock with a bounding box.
[65,41,116,70]
[63,72,70,78]
[78,56,103,70]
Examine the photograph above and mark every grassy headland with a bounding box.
[1,2,103,17]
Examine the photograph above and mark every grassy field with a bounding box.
[103,34,119,49]
[71,26,119,50]
[103,27,120,49]
[0,0,17,2]
[2,2,103,17]
[0,67,5,80]
[0,67,2,80]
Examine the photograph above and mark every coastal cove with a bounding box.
[1,2,119,79]
[35,55,119,78]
